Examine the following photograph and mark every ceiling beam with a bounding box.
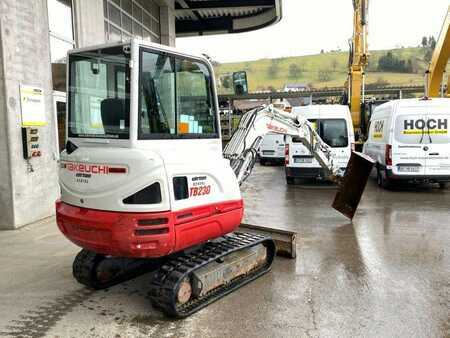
[175,0,274,10]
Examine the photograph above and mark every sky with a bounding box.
[176,0,450,63]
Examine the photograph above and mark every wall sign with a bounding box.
[20,85,46,126]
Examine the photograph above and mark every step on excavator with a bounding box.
[56,40,374,318]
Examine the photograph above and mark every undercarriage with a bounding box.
[72,232,275,318]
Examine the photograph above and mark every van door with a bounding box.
[393,113,427,176]
[422,111,450,176]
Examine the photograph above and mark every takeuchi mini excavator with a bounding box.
[56,39,374,318]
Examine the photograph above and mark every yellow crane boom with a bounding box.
[347,0,369,134]
[426,6,450,97]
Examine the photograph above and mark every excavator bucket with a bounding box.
[332,152,375,219]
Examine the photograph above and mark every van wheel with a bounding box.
[260,159,266,166]
[377,167,391,189]
[286,176,295,185]
[439,182,447,189]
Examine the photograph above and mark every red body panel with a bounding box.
[55,200,243,258]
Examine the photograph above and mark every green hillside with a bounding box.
[214,47,433,94]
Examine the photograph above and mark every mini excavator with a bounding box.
[56,40,373,318]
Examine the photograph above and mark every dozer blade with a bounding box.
[332,151,375,219]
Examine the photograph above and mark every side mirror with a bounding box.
[90,61,100,75]
[233,71,248,95]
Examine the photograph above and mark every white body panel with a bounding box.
[363,98,450,179]
[59,39,241,213]
[285,105,355,177]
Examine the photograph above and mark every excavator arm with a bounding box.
[427,6,450,97]
[223,105,375,219]
[223,105,343,185]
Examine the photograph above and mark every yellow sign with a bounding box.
[373,132,383,139]
[20,85,46,127]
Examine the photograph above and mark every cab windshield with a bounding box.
[68,45,130,139]
[138,48,218,139]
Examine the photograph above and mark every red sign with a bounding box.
[266,123,288,134]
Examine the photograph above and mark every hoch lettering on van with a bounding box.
[403,118,448,135]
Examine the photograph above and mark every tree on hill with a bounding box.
[429,36,437,50]
[377,52,412,73]
[318,69,331,82]
[424,48,433,62]
[267,59,280,79]
[422,36,428,48]
[331,59,339,72]
[288,63,302,79]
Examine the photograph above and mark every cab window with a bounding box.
[139,49,218,139]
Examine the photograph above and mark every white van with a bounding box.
[258,101,291,165]
[285,105,355,183]
[363,98,450,188]
[258,133,285,165]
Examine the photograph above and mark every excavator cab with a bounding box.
[58,40,245,259]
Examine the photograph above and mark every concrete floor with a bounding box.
[0,165,449,338]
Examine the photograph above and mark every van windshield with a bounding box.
[394,112,450,144]
[293,119,348,148]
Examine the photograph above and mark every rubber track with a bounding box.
[73,249,161,290]
[73,249,104,289]
[148,232,276,318]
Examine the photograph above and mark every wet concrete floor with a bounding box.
[0,164,448,337]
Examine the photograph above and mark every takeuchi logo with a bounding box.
[64,162,109,174]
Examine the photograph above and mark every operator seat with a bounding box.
[101,98,129,135]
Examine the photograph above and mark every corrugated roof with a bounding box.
[175,0,282,36]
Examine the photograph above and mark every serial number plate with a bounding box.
[294,157,313,163]
[262,151,275,155]
[398,166,420,173]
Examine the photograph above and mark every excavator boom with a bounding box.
[224,105,375,219]
[347,0,369,132]
[427,6,450,97]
